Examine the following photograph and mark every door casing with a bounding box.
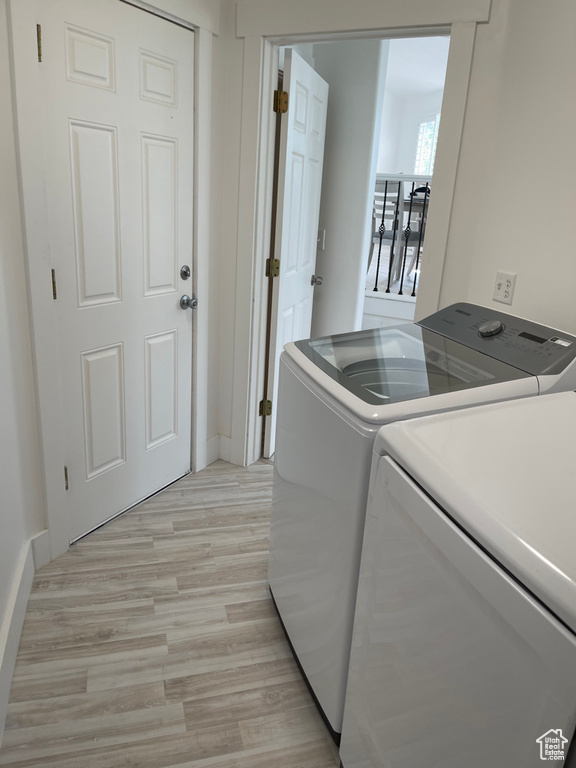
[231,0,491,465]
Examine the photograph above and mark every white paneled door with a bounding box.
[264,50,329,457]
[40,0,194,542]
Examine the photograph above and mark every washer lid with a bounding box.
[292,323,531,407]
[377,392,576,633]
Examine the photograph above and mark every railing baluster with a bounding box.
[385,183,402,294]
[411,182,429,297]
[398,182,416,295]
[373,181,388,292]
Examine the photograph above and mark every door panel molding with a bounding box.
[142,134,178,296]
[65,24,116,90]
[69,120,122,306]
[81,343,126,478]
[145,329,178,449]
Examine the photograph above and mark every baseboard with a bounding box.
[31,530,51,570]
[219,435,232,463]
[0,542,34,746]
[206,435,220,466]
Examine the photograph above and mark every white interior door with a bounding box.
[263,49,329,457]
[39,0,194,542]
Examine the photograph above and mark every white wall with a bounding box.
[310,39,389,337]
[377,36,448,173]
[396,91,444,173]
[377,88,402,173]
[291,43,315,67]
[213,0,243,457]
[0,0,46,739]
[420,0,576,333]
[378,88,444,175]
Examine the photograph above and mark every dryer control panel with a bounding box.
[419,302,576,376]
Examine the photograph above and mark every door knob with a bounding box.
[180,294,198,310]
[311,274,323,286]
[180,265,191,280]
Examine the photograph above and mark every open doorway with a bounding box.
[262,34,450,457]
[230,8,483,468]
[363,37,449,330]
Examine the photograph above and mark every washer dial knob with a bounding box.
[478,319,504,337]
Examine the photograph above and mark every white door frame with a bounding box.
[231,0,492,466]
[8,0,217,558]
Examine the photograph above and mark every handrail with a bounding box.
[375,172,432,184]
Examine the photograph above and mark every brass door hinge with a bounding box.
[259,399,272,417]
[36,24,42,62]
[266,258,280,278]
[51,269,57,300]
[273,90,288,114]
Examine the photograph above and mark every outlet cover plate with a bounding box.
[493,271,516,305]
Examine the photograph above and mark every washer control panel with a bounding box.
[418,302,576,375]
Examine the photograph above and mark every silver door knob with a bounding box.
[180,294,198,310]
[311,274,323,286]
[180,265,191,280]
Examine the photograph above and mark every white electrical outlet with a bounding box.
[493,271,517,305]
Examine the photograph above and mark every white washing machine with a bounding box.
[340,393,576,768]
[268,302,576,742]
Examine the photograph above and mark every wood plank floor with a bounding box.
[0,461,339,768]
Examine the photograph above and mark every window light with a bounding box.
[414,113,440,175]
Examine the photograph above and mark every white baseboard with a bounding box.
[31,530,51,570]
[0,542,34,746]
[219,435,232,463]
[206,435,220,466]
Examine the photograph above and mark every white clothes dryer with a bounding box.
[340,392,576,768]
[268,302,576,742]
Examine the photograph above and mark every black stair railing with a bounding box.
[370,177,430,298]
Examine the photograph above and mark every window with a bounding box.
[414,113,441,175]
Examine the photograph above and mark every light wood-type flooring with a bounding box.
[0,460,340,768]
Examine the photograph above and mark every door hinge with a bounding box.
[51,269,57,300]
[36,24,42,63]
[273,90,288,114]
[266,258,280,278]
[259,399,272,417]
[64,465,69,491]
